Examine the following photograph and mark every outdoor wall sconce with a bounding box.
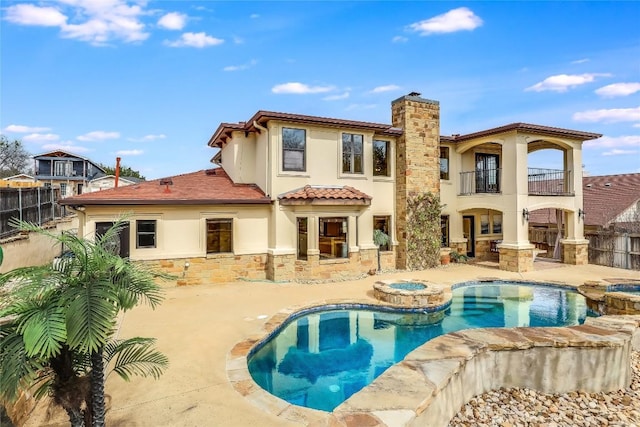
[578,208,585,221]
[522,208,530,221]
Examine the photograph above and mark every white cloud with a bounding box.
[77,130,120,141]
[23,133,60,142]
[526,73,611,93]
[6,1,149,46]
[595,82,640,98]
[158,12,187,30]
[128,134,166,142]
[323,92,350,101]
[573,107,640,123]
[585,135,640,148]
[42,142,90,153]
[602,149,638,156]
[232,36,244,44]
[408,7,482,36]
[571,58,590,64]
[223,59,257,72]
[115,149,144,156]
[370,85,401,94]
[165,32,223,48]
[392,36,408,43]
[272,82,334,94]
[250,13,260,19]
[3,124,51,133]
[5,4,67,26]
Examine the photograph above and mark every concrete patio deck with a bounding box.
[24,263,640,427]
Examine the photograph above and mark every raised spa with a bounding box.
[373,279,447,308]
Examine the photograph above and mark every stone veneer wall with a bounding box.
[293,248,381,281]
[144,254,268,286]
[498,247,534,272]
[392,94,441,270]
[145,248,387,285]
[474,239,498,261]
[562,241,589,265]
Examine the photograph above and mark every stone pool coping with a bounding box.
[579,279,640,315]
[226,279,640,427]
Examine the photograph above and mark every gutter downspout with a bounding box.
[253,121,270,198]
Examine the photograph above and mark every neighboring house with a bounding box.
[530,173,640,233]
[33,150,106,198]
[60,94,600,284]
[86,175,141,193]
[0,174,42,188]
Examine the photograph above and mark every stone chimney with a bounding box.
[391,92,441,269]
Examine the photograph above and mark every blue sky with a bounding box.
[2,1,639,179]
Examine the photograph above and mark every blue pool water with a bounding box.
[248,283,588,412]
[389,282,426,290]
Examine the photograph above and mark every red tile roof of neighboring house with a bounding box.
[59,168,271,206]
[278,185,372,205]
[529,173,640,227]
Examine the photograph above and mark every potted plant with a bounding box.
[440,247,451,265]
[373,229,390,272]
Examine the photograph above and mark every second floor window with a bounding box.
[54,161,72,177]
[283,128,306,172]
[342,133,363,174]
[373,140,389,176]
[440,147,449,180]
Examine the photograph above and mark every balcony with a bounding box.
[528,168,573,196]
[459,168,573,196]
[459,168,501,195]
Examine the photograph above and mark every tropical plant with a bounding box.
[0,219,169,427]
[449,250,469,263]
[373,229,390,272]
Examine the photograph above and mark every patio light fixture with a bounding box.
[578,208,585,221]
[522,208,529,222]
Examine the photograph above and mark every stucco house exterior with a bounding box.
[60,94,601,283]
[33,150,106,198]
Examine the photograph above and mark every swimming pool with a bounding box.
[247,282,588,412]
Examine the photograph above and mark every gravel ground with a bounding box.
[449,351,640,427]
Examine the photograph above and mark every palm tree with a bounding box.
[0,219,169,426]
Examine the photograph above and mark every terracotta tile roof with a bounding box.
[278,185,372,205]
[529,173,640,227]
[59,168,271,206]
[208,111,402,147]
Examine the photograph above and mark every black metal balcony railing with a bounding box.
[528,168,573,196]
[459,168,501,195]
[459,168,573,196]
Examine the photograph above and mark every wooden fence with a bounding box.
[0,187,61,238]
[586,231,640,270]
